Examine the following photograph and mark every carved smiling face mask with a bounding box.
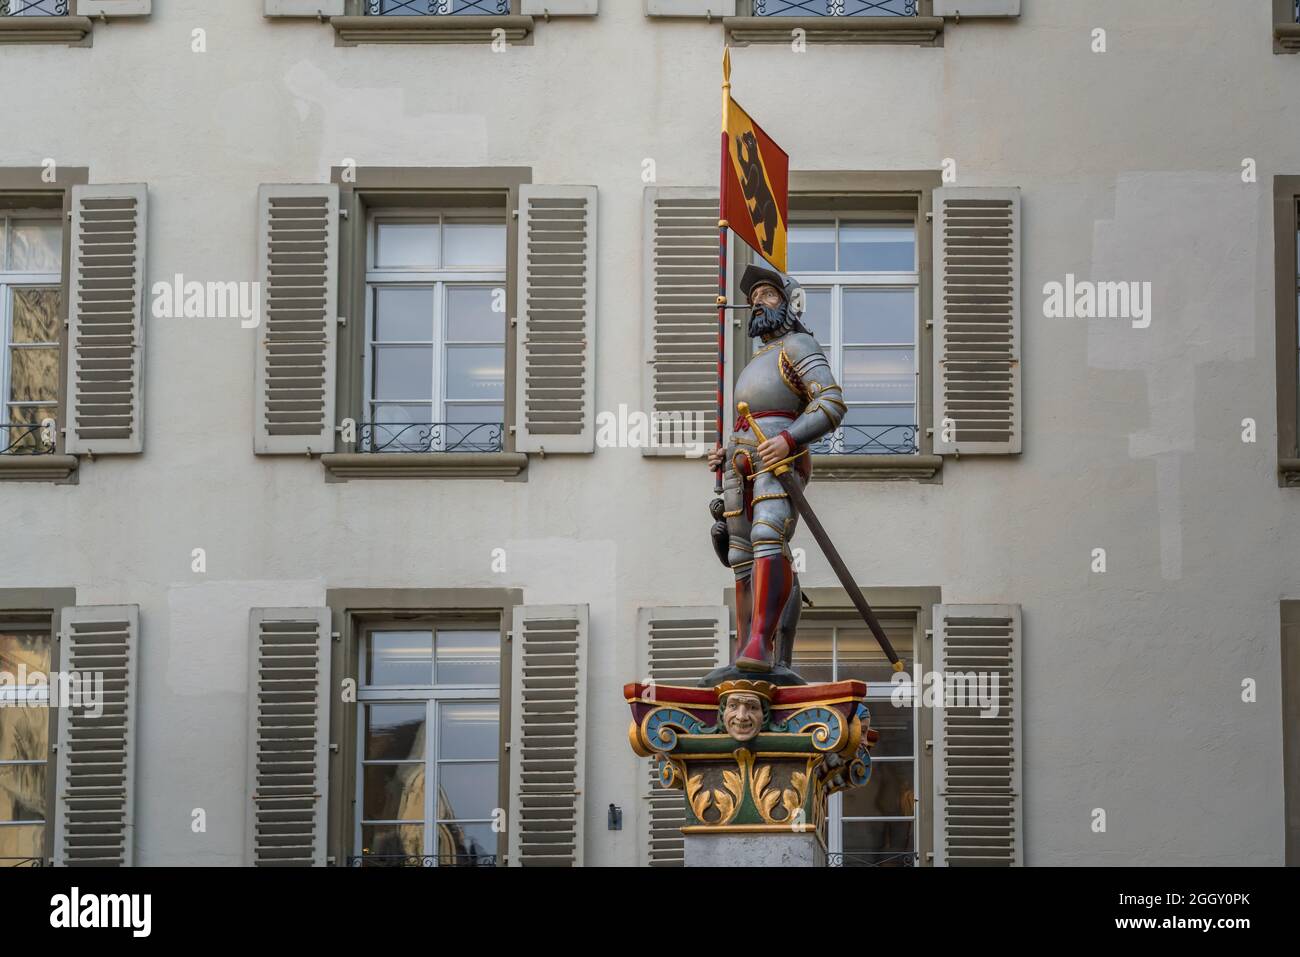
[721,692,765,742]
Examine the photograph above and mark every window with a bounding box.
[793,617,919,866]
[787,217,919,456]
[355,623,502,866]
[363,212,507,453]
[0,621,53,867]
[0,214,62,457]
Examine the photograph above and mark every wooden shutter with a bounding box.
[521,0,597,12]
[932,604,1022,866]
[254,185,339,455]
[637,606,726,866]
[246,608,332,867]
[264,0,344,15]
[932,187,1021,455]
[79,0,152,14]
[513,185,597,454]
[934,0,1019,15]
[64,184,147,456]
[508,604,588,866]
[53,605,139,866]
[645,0,736,15]
[643,188,718,457]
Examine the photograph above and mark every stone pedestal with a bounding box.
[626,678,877,867]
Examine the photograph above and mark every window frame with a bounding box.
[0,587,74,869]
[362,208,509,453]
[325,587,521,867]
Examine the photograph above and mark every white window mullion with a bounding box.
[426,699,438,865]
[434,281,446,449]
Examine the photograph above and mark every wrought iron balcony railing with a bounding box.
[755,0,918,16]
[365,0,509,14]
[347,853,497,867]
[2,425,56,456]
[358,422,504,453]
[0,0,67,14]
[826,851,917,867]
[810,424,918,456]
[0,856,48,867]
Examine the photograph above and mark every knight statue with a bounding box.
[706,264,847,679]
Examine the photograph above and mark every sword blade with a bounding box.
[775,469,902,667]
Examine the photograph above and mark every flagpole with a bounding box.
[715,47,732,496]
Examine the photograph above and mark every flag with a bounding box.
[721,50,790,274]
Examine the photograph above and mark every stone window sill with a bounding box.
[321,451,528,480]
[332,14,532,44]
[1280,458,1300,486]
[0,454,79,483]
[1276,23,1300,53]
[0,16,91,44]
[724,15,942,46]
[813,453,942,482]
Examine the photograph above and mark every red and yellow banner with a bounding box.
[721,50,790,273]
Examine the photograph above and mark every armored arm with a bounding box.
[781,334,846,448]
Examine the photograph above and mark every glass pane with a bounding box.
[0,632,50,677]
[8,220,61,273]
[789,624,834,683]
[10,288,60,343]
[446,286,505,342]
[444,345,504,402]
[443,221,506,268]
[439,702,500,760]
[375,222,438,268]
[840,820,915,867]
[0,824,43,866]
[373,287,433,341]
[373,346,433,401]
[364,703,427,760]
[788,223,835,271]
[843,404,914,427]
[839,222,915,272]
[443,405,503,451]
[359,824,423,860]
[801,288,831,346]
[365,631,433,686]
[842,759,915,821]
[0,765,46,822]
[435,631,501,686]
[842,288,914,345]
[837,625,913,682]
[860,702,914,758]
[362,763,425,822]
[7,348,59,403]
[437,821,496,866]
[842,348,914,404]
[434,761,498,822]
[0,709,48,762]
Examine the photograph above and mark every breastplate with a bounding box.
[734,338,805,420]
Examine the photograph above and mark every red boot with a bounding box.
[735,556,792,672]
[734,574,753,663]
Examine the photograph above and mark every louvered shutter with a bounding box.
[521,0,597,12]
[932,603,1022,866]
[264,0,344,15]
[637,606,726,866]
[79,0,151,14]
[932,187,1021,455]
[508,604,587,866]
[254,185,339,455]
[645,0,736,15]
[246,608,332,867]
[934,0,1019,15]
[64,184,147,456]
[53,605,139,866]
[642,188,718,457]
[513,185,597,454]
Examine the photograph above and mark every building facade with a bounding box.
[1,0,1298,867]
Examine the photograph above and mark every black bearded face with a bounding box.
[748,300,790,339]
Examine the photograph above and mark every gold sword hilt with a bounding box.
[737,401,795,477]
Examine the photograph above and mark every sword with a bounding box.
[738,401,904,673]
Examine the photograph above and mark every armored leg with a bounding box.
[736,471,801,671]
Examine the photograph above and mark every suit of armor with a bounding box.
[725,323,846,671]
